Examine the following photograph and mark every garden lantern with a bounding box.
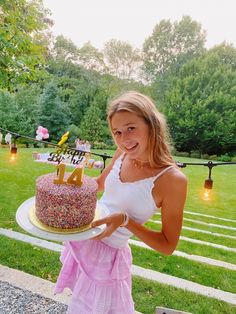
[10,145,17,161]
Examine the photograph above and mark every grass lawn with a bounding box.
[0,147,236,314]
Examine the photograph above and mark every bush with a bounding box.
[175,151,190,157]
[93,141,108,150]
[231,156,236,162]
[209,155,218,161]
[190,150,201,159]
[201,154,210,160]
[217,154,232,162]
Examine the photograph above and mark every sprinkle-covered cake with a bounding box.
[35,173,98,231]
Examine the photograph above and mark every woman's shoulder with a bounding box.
[164,165,188,186]
[152,165,187,207]
[170,165,187,178]
[153,165,187,192]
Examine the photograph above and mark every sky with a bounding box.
[43,0,236,50]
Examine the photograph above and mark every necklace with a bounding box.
[132,159,151,169]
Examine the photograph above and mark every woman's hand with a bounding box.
[91,212,125,240]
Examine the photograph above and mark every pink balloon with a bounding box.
[36,126,49,139]
[42,128,48,134]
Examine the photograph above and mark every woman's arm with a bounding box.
[93,169,187,255]
[128,170,187,255]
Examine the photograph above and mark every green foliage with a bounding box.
[38,81,71,140]
[78,41,105,72]
[162,44,236,155]
[217,154,232,162]
[14,84,42,135]
[67,124,80,144]
[0,89,16,130]
[190,150,201,158]
[142,16,206,82]
[103,39,141,80]
[79,103,104,143]
[0,85,41,135]
[53,35,78,62]
[0,0,52,90]
[1,2,234,158]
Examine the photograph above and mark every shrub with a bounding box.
[209,155,218,161]
[201,154,210,160]
[175,151,190,157]
[190,150,201,159]
[217,154,232,162]
[93,141,108,150]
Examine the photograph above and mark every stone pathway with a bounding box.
[0,281,67,314]
[0,264,69,314]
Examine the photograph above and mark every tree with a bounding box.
[0,89,17,130]
[103,39,141,80]
[52,35,78,62]
[0,0,52,90]
[0,87,38,139]
[14,84,42,135]
[142,16,206,82]
[162,44,236,155]
[79,104,104,143]
[38,81,71,140]
[78,42,106,73]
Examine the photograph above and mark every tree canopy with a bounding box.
[0,1,235,157]
[142,16,206,82]
[163,44,236,155]
[0,0,52,90]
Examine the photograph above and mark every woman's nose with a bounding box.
[121,131,129,141]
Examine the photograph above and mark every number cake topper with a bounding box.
[54,164,84,186]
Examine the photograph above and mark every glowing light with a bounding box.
[201,178,213,201]
[10,146,17,161]
[203,189,211,201]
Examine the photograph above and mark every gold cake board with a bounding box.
[29,206,100,235]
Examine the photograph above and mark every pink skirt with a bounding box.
[54,239,135,314]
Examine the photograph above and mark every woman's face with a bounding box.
[111,111,150,161]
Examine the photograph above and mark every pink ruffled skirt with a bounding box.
[54,239,135,314]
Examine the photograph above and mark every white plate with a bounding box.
[16,197,108,242]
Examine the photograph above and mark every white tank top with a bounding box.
[99,154,174,248]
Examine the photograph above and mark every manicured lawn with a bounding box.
[0,147,236,314]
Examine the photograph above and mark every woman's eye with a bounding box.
[114,131,121,136]
[127,127,135,132]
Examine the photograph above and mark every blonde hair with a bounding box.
[107,91,175,168]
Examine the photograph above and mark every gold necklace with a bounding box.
[132,159,151,169]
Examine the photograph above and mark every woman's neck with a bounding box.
[132,158,151,169]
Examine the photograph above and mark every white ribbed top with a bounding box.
[99,154,174,248]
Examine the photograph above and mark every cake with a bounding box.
[34,172,98,231]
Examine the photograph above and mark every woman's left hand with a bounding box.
[91,212,125,240]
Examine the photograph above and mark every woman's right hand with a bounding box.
[91,212,125,240]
